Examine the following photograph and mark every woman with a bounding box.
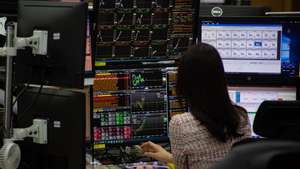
[140,43,252,169]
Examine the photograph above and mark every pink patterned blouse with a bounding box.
[169,109,251,169]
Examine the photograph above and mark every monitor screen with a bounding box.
[93,68,169,144]
[166,67,188,118]
[199,17,300,84]
[228,86,297,136]
[94,0,196,67]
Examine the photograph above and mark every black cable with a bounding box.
[17,83,43,120]
[12,84,28,106]
[17,62,47,119]
[19,161,32,169]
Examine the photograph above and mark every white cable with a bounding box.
[174,39,181,49]
[135,31,140,41]
[137,14,144,25]
[152,50,157,55]
[115,31,122,41]
[97,31,103,42]
[99,0,105,7]
[118,14,126,24]
[153,0,161,8]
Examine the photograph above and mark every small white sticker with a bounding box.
[53,33,60,40]
[54,121,61,128]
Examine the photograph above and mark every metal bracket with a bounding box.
[13,119,48,144]
[16,30,48,55]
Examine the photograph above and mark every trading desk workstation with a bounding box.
[1,0,300,169]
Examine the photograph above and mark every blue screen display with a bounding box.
[280,23,300,77]
[199,18,300,79]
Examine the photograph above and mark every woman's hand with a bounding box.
[140,141,173,163]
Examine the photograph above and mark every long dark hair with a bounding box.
[176,43,242,142]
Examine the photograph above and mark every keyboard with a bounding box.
[94,161,170,169]
[121,161,170,169]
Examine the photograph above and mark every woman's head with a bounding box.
[176,43,242,142]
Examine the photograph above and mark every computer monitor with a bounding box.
[228,86,297,136]
[198,17,300,84]
[16,87,85,169]
[165,68,298,136]
[93,68,169,145]
[16,1,87,89]
[199,5,270,17]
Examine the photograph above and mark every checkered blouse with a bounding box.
[169,109,251,169]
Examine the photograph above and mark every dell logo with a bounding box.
[211,7,223,17]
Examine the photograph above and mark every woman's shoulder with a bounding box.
[169,112,204,136]
[233,104,249,119]
[170,112,196,125]
[233,104,252,136]
[233,104,248,114]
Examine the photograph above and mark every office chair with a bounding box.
[212,101,300,169]
[253,101,300,140]
[211,140,300,169]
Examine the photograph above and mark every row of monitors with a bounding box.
[10,4,300,88]
[92,68,297,144]
[93,88,297,143]
[93,16,300,85]
[8,3,300,89]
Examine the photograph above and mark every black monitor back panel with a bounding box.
[16,1,87,88]
[16,88,85,169]
[0,1,17,16]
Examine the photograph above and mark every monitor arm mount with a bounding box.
[0,28,48,56]
[0,23,48,169]
[0,120,48,169]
